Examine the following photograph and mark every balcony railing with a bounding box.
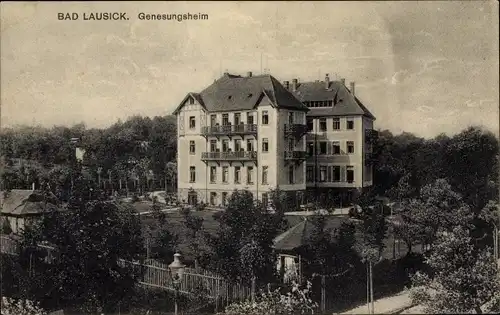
[284,124,308,139]
[201,151,258,161]
[365,129,379,143]
[365,152,376,166]
[284,151,307,161]
[202,124,257,137]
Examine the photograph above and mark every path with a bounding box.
[340,291,413,314]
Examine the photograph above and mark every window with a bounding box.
[189,166,196,183]
[262,166,268,184]
[222,139,229,152]
[288,138,294,151]
[234,139,242,152]
[347,118,354,130]
[332,118,340,130]
[307,118,314,131]
[288,112,294,124]
[307,142,314,156]
[222,114,229,126]
[319,166,327,182]
[222,192,228,206]
[333,166,341,182]
[346,166,354,183]
[247,139,254,152]
[262,138,269,152]
[189,97,194,105]
[210,192,217,205]
[210,166,217,183]
[306,166,314,182]
[210,140,217,152]
[319,142,327,155]
[247,113,254,125]
[189,141,195,154]
[347,141,355,154]
[210,114,217,127]
[234,113,241,125]
[189,116,196,129]
[319,118,327,131]
[247,166,254,184]
[332,141,341,155]
[234,166,241,184]
[262,111,269,125]
[222,166,229,183]
[288,165,294,184]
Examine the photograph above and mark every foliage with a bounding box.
[221,281,318,315]
[410,226,500,314]
[205,189,286,285]
[0,297,47,315]
[181,207,205,265]
[18,173,145,313]
[394,179,474,250]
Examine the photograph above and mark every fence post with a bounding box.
[321,275,326,313]
[251,276,256,303]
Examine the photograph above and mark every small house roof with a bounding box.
[0,190,60,216]
[273,216,350,252]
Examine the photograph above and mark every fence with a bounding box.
[1,235,253,308]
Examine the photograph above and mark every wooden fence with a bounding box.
[1,235,253,307]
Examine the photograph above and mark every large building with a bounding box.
[173,72,310,206]
[288,74,377,205]
[174,72,376,207]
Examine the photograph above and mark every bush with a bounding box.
[212,211,223,221]
[1,297,47,315]
[131,194,140,203]
[196,202,206,211]
[221,281,318,315]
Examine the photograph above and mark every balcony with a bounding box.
[284,150,307,164]
[202,124,257,139]
[284,124,308,139]
[201,150,258,166]
[365,152,376,166]
[365,129,379,144]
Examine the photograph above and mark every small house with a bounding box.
[0,189,60,234]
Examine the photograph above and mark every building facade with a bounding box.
[174,72,310,206]
[287,74,377,205]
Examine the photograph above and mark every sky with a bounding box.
[1,1,499,138]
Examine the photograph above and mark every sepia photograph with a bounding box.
[1,1,499,314]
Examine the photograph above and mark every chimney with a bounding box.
[247,71,252,77]
[292,79,298,91]
[325,73,330,89]
[350,81,355,96]
[340,78,346,85]
[283,81,290,89]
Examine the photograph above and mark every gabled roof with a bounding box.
[173,73,309,114]
[290,81,375,119]
[0,190,60,216]
[273,216,350,252]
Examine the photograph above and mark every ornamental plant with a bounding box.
[0,297,47,315]
[221,280,318,315]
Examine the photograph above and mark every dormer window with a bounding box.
[228,95,232,100]
[248,93,253,98]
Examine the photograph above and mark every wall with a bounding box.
[362,116,374,187]
[305,116,364,188]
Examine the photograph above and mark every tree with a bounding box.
[206,190,283,285]
[0,297,47,315]
[410,226,500,314]
[19,173,145,313]
[181,207,205,267]
[394,179,474,250]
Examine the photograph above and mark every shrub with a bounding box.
[1,297,47,315]
[221,281,318,315]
